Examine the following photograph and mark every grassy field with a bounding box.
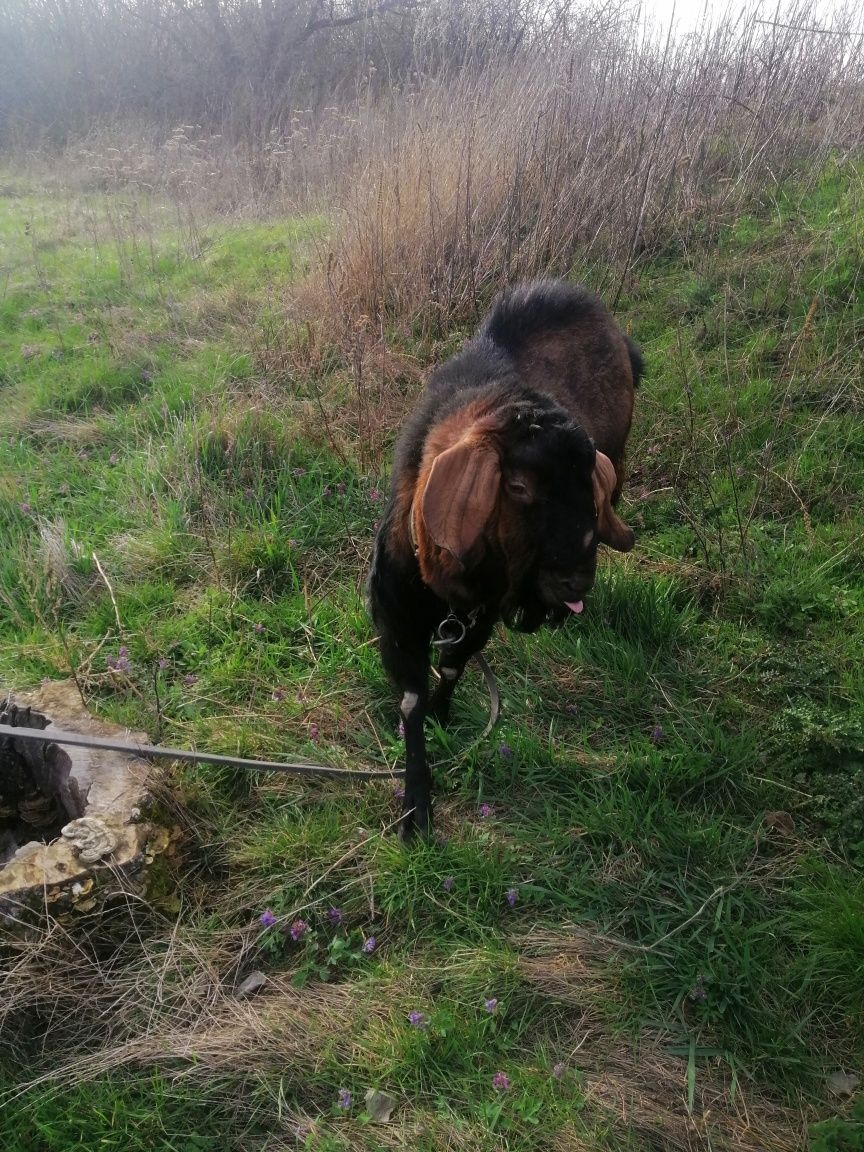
[0,158,863,1151]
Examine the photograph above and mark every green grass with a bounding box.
[1,162,863,1150]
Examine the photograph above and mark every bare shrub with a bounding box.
[0,0,566,149]
[315,1,864,338]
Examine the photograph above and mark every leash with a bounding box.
[474,652,500,740]
[0,722,403,780]
[0,655,500,779]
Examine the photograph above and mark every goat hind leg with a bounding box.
[428,614,496,727]
[428,661,462,727]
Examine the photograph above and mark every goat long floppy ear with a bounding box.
[421,441,500,565]
[593,451,635,553]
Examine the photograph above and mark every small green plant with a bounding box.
[256,907,375,985]
[810,1098,864,1152]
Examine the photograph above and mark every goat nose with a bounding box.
[562,575,593,598]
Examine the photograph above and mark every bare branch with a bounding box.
[298,0,423,45]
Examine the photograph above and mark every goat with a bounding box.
[367,280,643,840]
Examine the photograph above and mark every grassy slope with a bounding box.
[0,162,862,1150]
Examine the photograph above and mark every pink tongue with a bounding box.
[565,600,584,614]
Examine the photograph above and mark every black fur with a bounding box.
[367,280,640,840]
[480,280,603,352]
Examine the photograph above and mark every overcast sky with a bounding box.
[639,0,856,36]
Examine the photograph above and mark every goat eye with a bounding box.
[505,478,531,500]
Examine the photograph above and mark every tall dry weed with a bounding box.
[311,0,864,338]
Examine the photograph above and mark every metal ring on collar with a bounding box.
[432,612,467,647]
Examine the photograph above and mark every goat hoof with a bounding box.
[428,702,452,728]
[397,810,433,845]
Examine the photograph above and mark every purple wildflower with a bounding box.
[552,1062,565,1080]
[183,673,198,687]
[158,657,169,670]
[492,1071,510,1092]
[397,718,405,739]
[272,687,286,702]
[498,742,513,759]
[288,538,298,547]
[327,907,343,926]
[407,1010,426,1028]
[369,487,381,502]
[442,876,454,892]
[650,724,664,746]
[362,936,377,954]
[292,467,306,478]
[322,485,332,498]
[478,803,494,819]
[308,723,319,743]
[107,649,132,674]
[337,481,346,495]
[19,502,32,515]
[289,919,308,942]
[254,622,265,634]
[259,909,277,928]
[244,487,254,499]
[337,1088,351,1110]
[484,998,498,1014]
[506,888,518,907]
[393,784,405,801]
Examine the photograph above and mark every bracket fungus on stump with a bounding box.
[1,680,172,928]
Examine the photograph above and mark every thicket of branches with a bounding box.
[0,0,574,146]
[304,1,864,334]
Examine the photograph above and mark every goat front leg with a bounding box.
[399,678,432,841]
[377,630,434,841]
[428,611,497,727]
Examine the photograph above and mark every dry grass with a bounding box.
[0,849,826,1150]
[250,0,864,471]
[301,0,864,340]
[0,900,358,1096]
[515,924,619,1007]
[254,317,424,471]
[510,925,814,1150]
[519,930,811,1152]
[575,1037,811,1152]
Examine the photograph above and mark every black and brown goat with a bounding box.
[367,280,643,839]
